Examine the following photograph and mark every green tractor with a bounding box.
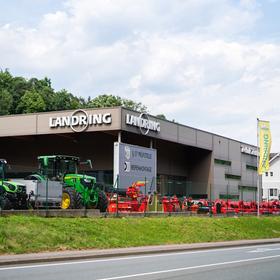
[38,155,108,212]
[0,159,28,210]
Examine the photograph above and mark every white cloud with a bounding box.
[0,0,280,150]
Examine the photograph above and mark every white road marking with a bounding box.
[96,254,280,280]
[0,243,279,271]
[248,247,280,253]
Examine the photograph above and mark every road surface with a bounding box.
[1,243,280,279]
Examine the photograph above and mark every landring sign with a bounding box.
[70,109,89,132]
[139,113,150,135]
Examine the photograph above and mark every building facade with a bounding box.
[262,153,280,200]
[0,107,258,200]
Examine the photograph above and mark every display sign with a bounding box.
[258,120,272,175]
[241,145,258,156]
[49,109,112,132]
[113,142,157,192]
[126,113,160,135]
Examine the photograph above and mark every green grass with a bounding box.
[0,216,280,254]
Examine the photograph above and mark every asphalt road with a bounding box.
[1,243,280,280]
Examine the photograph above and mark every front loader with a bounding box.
[37,155,108,212]
[0,159,28,210]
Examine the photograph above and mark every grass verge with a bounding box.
[0,215,280,254]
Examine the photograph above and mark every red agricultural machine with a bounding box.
[161,195,181,212]
[107,182,280,215]
[108,181,149,213]
[259,200,280,215]
[163,198,259,215]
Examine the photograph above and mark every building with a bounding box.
[0,107,258,200]
[262,153,280,200]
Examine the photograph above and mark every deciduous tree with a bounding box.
[0,89,13,115]
[16,90,46,113]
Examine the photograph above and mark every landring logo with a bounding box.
[125,112,160,135]
[49,110,112,131]
[139,113,150,135]
[70,109,89,132]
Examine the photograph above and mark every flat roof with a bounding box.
[0,107,256,150]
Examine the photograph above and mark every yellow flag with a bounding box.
[258,120,272,175]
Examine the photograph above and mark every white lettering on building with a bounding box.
[126,113,160,135]
[49,109,112,132]
[241,145,258,156]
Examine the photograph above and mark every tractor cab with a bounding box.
[38,155,79,181]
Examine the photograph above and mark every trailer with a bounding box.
[13,174,62,208]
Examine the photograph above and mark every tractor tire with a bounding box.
[62,187,83,209]
[19,199,28,210]
[0,197,12,210]
[97,191,108,212]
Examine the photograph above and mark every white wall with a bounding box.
[262,155,280,200]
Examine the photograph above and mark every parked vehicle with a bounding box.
[0,159,28,210]
[35,155,108,212]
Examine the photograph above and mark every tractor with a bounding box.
[0,159,28,210]
[37,155,108,212]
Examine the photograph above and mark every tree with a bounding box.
[155,114,167,120]
[10,76,30,114]
[16,90,46,113]
[52,89,81,111]
[39,86,56,112]
[0,69,13,90]
[0,89,13,115]
[0,71,149,115]
[88,94,147,112]
[122,98,147,112]
[27,77,56,112]
[88,94,122,108]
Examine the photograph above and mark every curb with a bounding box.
[1,238,280,266]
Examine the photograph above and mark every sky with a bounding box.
[0,0,280,151]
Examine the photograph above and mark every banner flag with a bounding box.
[258,120,272,175]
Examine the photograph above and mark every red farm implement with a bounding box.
[108,181,148,213]
[162,195,181,212]
[259,200,280,215]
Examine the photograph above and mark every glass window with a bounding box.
[58,160,77,175]
[45,159,55,178]
[246,164,257,171]
[270,172,273,176]
[225,174,241,180]
[265,172,268,176]
[270,189,274,196]
[214,159,231,166]
[274,189,277,196]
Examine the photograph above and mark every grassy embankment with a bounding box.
[0,215,280,254]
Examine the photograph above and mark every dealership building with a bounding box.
[0,107,258,200]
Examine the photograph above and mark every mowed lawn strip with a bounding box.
[0,216,280,254]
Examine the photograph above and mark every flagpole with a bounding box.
[257,118,260,217]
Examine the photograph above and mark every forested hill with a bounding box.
[0,69,147,116]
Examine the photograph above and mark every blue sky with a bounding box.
[0,0,280,150]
